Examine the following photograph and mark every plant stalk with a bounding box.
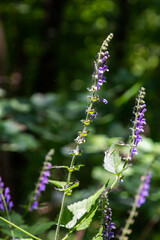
[119,183,143,240]
[0,216,42,240]
[54,103,93,240]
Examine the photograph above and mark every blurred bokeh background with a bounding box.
[0,0,160,239]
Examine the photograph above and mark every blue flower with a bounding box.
[103,208,115,240]
[97,52,110,91]
[30,150,54,211]
[99,98,108,104]
[131,88,146,159]
[0,177,13,211]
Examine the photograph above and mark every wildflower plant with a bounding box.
[0,34,153,240]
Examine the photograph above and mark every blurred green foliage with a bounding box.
[0,0,160,239]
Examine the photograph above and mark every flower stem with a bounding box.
[119,199,138,240]
[0,216,42,240]
[54,102,94,240]
[54,192,67,240]
[119,182,143,240]
[54,153,77,240]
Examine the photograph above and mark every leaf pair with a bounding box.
[49,180,79,195]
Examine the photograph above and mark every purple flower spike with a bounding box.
[30,169,51,211]
[30,149,54,211]
[137,172,152,208]
[92,34,113,94]
[103,208,115,240]
[0,177,13,212]
[131,87,146,160]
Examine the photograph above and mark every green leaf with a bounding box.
[51,165,84,171]
[66,185,105,229]
[49,180,70,188]
[0,216,42,240]
[49,180,79,194]
[74,164,84,171]
[27,222,53,235]
[92,226,103,240]
[0,211,25,230]
[52,165,70,170]
[115,82,141,107]
[65,182,79,192]
[10,211,25,225]
[10,99,31,112]
[0,221,30,238]
[0,224,10,236]
[76,205,98,231]
[31,93,57,108]
[0,213,29,238]
[1,120,22,135]
[1,134,39,152]
[103,145,122,174]
[55,207,73,227]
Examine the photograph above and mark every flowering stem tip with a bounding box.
[130,87,146,160]
[137,171,152,208]
[103,207,115,240]
[30,149,54,211]
[119,171,152,240]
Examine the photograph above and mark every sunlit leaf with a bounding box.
[49,180,71,188]
[66,185,105,229]
[76,206,98,231]
[103,145,122,174]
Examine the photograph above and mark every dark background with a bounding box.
[0,0,160,239]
